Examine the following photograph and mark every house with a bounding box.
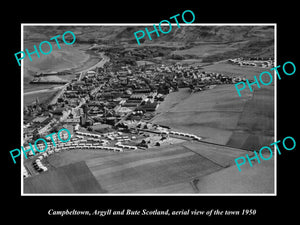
[139,101,159,112]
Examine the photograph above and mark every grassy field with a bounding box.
[153,85,251,145]
[227,85,274,150]
[47,149,119,168]
[42,142,250,193]
[152,75,274,150]
[140,153,274,194]
[24,161,106,193]
[171,42,243,58]
[193,154,274,194]
[85,143,247,193]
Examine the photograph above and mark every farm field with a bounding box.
[153,85,251,146]
[226,85,274,150]
[85,142,248,193]
[46,149,117,168]
[193,153,274,194]
[24,161,106,193]
[139,153,274,194]
[171,42,243,58]
[152,79,274,150]
[41,142,251,193]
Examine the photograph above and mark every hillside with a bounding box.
[23,25,274,106]
[152,81,274,150]
[24,25,274,45]
[24,25,274,63]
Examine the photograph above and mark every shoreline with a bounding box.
[24,47,105,106]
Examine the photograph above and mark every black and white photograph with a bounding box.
[3,4,298,223]
[21,24,275,195]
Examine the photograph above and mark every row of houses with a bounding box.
[115,142,138,150]
[228,58,274,68]
[169,130,202,141]
[38,141,124,157]
[75,130,138,150]
[32,157,48,174]
[75,131,102,138]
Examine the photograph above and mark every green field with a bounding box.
[171,42,243,58]
[153,79,274,150]
[24,161,106,193]
[40,142,250,193]
[226,85,274,150]
[193,153,274,194]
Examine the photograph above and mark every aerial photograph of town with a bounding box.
[22,25,275,194]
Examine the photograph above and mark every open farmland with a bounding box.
[226,85,274,150]
[152,85,252,146]
[171,41,243,58]
[85,143,249,193]
[141,153,274,194]
[24,161,106,193]
[42,142,251,193]
[193,153,274,193]
[152,74,274,150]
[46,149,118,167]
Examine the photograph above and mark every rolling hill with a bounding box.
[24,25,274,45]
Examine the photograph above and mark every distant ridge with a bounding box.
[24,25,274,44]
[24,25,274,61]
